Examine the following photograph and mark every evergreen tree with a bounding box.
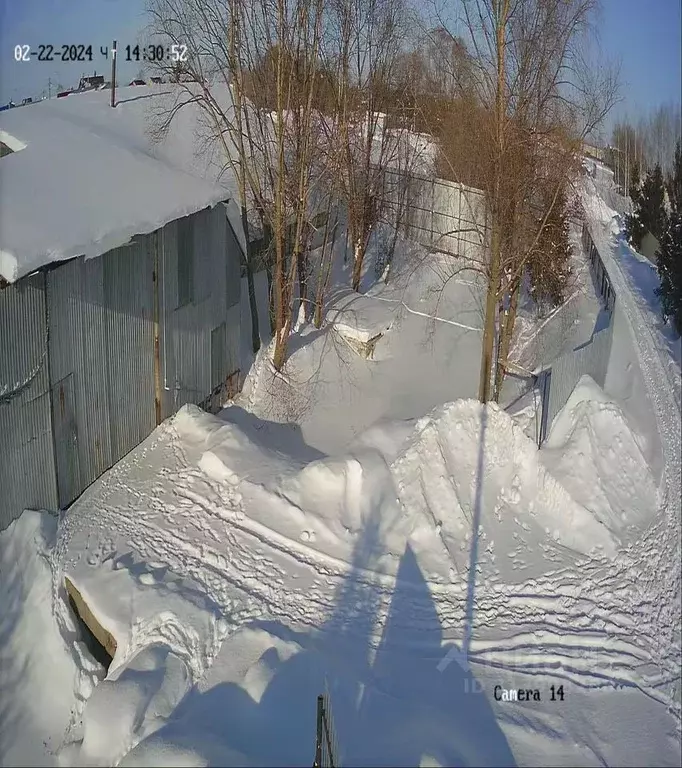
[626,163,668,248]
[667,140,682,215]
[640,163,668,241]
[625,211,647,250]
[655,211,682,335]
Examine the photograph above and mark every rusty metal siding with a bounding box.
[224,302,241,378]
[46,237,155,499]
[210,322,227,390]
[223,205,242,310]
[103,238,155,460]
[0,274,58,529]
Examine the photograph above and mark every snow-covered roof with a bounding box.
[0,85,237,283]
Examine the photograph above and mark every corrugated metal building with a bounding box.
[0,204,242,530]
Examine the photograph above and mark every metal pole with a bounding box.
[110,40,117,108]
[321,703,335,768]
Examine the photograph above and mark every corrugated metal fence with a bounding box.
[0,273,58,520]
[0,203,241,531]
[537,223,616,445]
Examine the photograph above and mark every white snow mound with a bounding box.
[542,375,658,534]
[325,289,397,344]
[0,512,84,766]
[178,400,618,583]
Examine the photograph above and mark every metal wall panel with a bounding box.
[224,302,241,378]
[0,274,58,530]
[47,236,155,500]
[103,238,155,461]
[380,168,488,261]
[210,322,227,389]
[160,204,241,418]
[47,257,114,490]
[51,372,80,507]
[223,206,243,310]
[2,203,241,529]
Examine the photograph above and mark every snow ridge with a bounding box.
[581,178,682,728]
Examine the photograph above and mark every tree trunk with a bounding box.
[493,281,519,401]
[272,228,287,370]
[478,224,501,403]
[478,0,508,404]
[297,248,307,322]
[351,238,364,291]
[314,212,338,328]
[242,205,261,355]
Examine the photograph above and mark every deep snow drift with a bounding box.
[1,160,680,768]
[242,234,485,454]
[1,375,679,765]
[0,512,98,766]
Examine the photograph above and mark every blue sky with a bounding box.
[0,0,147,102]
[597,0,682,136]
[1,0,680,140]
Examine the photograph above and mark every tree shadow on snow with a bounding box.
[128,491,514,767]
[216,405,325,464]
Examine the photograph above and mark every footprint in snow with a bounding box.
[301,530,316,542]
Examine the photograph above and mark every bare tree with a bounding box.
[432,0,619,402]
[323,0,418,292]
[612,103,682,183]
[147,0,327,371]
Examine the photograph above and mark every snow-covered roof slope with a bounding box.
[0,85,236,283]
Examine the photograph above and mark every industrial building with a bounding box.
[0,87,243,530]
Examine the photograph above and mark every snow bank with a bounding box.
[0,85,236,283]
[61,644,193,767]
[542,375,658,535]
[580,174,621,235]
[0,512,85,765]
[58,398,621,650]
[6,382,678,765]
[325,289,397,344]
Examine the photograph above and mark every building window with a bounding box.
[177,216,194,308]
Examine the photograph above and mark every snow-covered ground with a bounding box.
[1,161,680,767]
[241,230,484,453]
[2,378,679,765]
